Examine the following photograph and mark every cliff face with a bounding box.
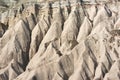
[0,0,120,80]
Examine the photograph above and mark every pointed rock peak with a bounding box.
[77,17,92,42]
[39,16,63,47]
[14,19,24,27]
[68,10,78,21]
[26,13,36,31]
[16,20,24,24]
[13,20,26,31]
[104,60,120,80]
[29,23,43,60]
[93,5,112,27]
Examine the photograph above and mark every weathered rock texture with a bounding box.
[0,0,120,80]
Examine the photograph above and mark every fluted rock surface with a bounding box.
[0,0,120,80]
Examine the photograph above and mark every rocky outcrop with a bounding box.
[0,0,120,80]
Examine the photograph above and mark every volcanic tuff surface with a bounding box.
[0,0,120,80]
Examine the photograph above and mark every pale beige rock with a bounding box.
[1,1,120,80]
[60,8,80,54]
[77,17,92,42]
[0,19,30,77]
[93,5,112,27]
[88,5,97,21]
[29,23,43,59]
[26,13,36,31]
[61,9,79,44]
[114,18,120,29]
[0,28,15,51]
[0,59,24,80]
[104,59,120,80]
[26,8,63,70]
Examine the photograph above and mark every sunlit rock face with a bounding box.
[0,0,120,80]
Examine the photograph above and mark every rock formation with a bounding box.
[0,0,120,80]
